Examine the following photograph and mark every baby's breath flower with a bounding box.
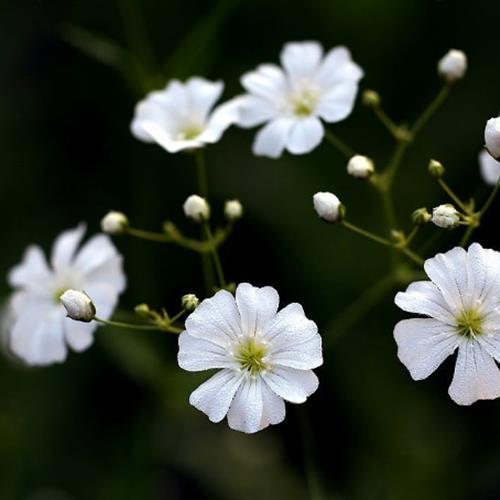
[485,117,500,160]
[183,195,210,222]
[101,211,129,235]
[313,192,343,223]
[438,49,467,82]
[428,159,445,178]
[479,149,500,186]
[347,155,374,179]
[432,204,460,229]
[60,290,96,322]
[224,199,243,221]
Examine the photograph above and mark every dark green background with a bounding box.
[1,1,499,499]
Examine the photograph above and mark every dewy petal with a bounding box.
[280,41,323,79]
[232,94,277,128]
[263,367,319,404]
[479,149,500,186]
[285,117,324,155]
[178,332,237,372]
[184,289,242,346]
[51,224,86,272]
[252,117,294,158]
[198,98,240,143]
[263,303,322,370]
[8,245,52,295]
[185,77,224,120]
[315,46,364,88]
[64,318,95,352]
[227,377,265,433]
[394,318,459,380]
[260,380,286,428]
[241,64,288,101]
[235,283,279,336]
[394,280,455,324]
[448,340,500,405]
[316,82,360,123]
[189,368,244,423]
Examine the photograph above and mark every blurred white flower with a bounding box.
[183,194,210,222]
[313,192,342,223]
[7,225,126,365]
[131,77,239,153]
[178,283,322,433]
[346,155,374,179]
[233,41,363,158]
[394,243,500,405]
[479,149,500,186]
[485,117,500,160]
[431,204,460,229]
[60,290,96,322]
[437,49,467,82]
[101,211,128,235]
[224,199,243,221]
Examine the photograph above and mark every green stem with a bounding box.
[342,220,391,247]
[373,106,402,141]
[384,140,410,189]
[401,247,424,267]
[411,84,450,136]
[437,178,470,213]
[405,226,419,246]
[202,222,227,289]
[324,129,356,159]
[479,179,500,217]
[459,225,476,247]
[195,149,208,197]
[95,317,182,334]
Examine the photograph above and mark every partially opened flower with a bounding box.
[234,41,363,158]
[178,283,323,433]
[479,149,500,186]
[7,225,126,365]
[394,243,500,405]
[131,77,239,153]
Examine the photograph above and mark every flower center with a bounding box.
[456,308,483,337]
[290,86,319,117]
[179,124,203,140]
[235,337,268,375]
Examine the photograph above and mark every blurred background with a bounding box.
[1,0,499,499]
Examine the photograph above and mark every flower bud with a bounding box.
[485,117,500,160]
[101,211,129,234]
[183,195,210,222]
[412,207,432,225]
[347,155,375,179]
[224,199,243,221]
[135,303,151,317]
[60,290,96,322]
[438,49,467,82]
[362,90,381,107]
[182,294,199,311]
[428,159,445,178]
[313,192,343,223]
[432,204,460,229]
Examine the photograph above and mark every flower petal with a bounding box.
[83,254,126,295]
[227,377,264,433]
[235,283,279,336]
[280,41,323,79]
[232,94,276,128]
[448,341,500,405]
[263,303,322,369]
[285,117,324,155]
[263,367,319,404]
[189,369,243,423]
[178,332,237,372]
[83,283,119,320]
[316,82,360,123]
[394,318,459,380]
[252,117,294,158]
[198,98,240,143]
[260,380,286,427]
[241,64,287,101]
[479,149,500,186]
[51,224,86,272]
[185,77,224,120]
[315,46,364,88]
[64,318,95,352]
[8,245,52,295]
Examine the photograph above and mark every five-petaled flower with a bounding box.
[7,225,126,365]
[131,77,239,153]
[178,283,323,433]
[394,243,500,405]
[233,40,363,158]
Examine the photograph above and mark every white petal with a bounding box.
[285,117,324,155]
[252,117,294,158]
[315,46,363,88]
[232,94,276,128]
[184,289,242,346]
[479,149,500,186]
[136,121,204,153]
[263,367,319,404]
[394,318,459,380]
[241,64,288,101]
[263,303,322,369]
[448,341,500,405]
[189,369,243,423]
[280,41,323,79]
[83,283,119,320]
[235,283,279,336]
[185,77,224,120]
[394,281,455,324]
[316,82,360,123]
[227,377,264,433]
[64,318,95,352]
[260,380,286,427]
[74,234,117,274]
[198,98,240,143]
[8,245,52,295]
[178,332,236,372]
[51,224,86,272]
[83,254,126,295]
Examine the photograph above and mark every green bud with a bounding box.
[362,90,381,107]
[412,207,432,225]
[428,159,445,178]
[135,303,151,317]
[181,294,199,311]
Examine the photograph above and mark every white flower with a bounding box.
[224,199,243,221]
[346,155,374,179]
[178,283,322,433]
[60,290,96,322]
[394,243,500,405]
[431,204,460,229]
[183,194,210,222]
[479,149,500,186]
[101,211,129,235]
[485,117,500,160]
[7,224,126,365]
[131,77,239,153]
[313,192,342,223]
[233,41,363,158]
[437,49,467,82]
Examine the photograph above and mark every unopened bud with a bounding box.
[182,294,199,311]
[134,303,151,317]
[101,211,129,235]
[412,207,432,225]
[362,90,381,107]
[347,155,375,179]
[224,199,243,221]
[432,204,460,229]
[183,195,210,222]
[313,192,344,223]
[485,117,500,160]
[60,290,96,322]
[390,230,405,245]
[438,49,467,83]
[428,159,445,178]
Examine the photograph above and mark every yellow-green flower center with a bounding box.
[235,337,268,375]
[456,308,483,337]
[291,88,319,117]
[180,125,203,140]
